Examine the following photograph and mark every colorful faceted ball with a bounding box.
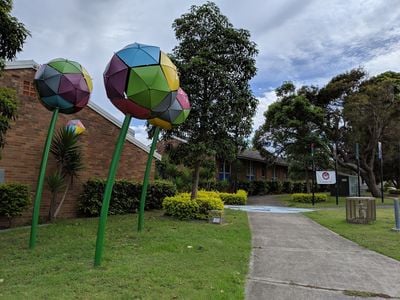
[66,119,85,135]
[149,88,190,130]
[103,42,179,119]
[34,58,92,114]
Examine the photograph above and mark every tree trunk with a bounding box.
[363,169,380,197]
[191,161,201,199]
[54,182,70,218]
[305,166,310,193]
[48,194,57,221]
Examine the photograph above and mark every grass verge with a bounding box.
[0,209,250,299]
[304,208,400,261]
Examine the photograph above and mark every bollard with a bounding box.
[394,199,400,232]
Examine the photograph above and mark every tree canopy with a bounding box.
[168,2,258,198]
[0,0,30,69]
[254,68,400,197]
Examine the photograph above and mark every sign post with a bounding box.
[356,143,361,197]
[378,142,384,203]
[334,144,339,206]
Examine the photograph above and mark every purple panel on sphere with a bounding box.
[59,74,84,103]
[104,69,128,100]
[104,54,128,77]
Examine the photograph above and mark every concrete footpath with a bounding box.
[245,203,400,299]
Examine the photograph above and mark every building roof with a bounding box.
[237,149,288,166]
[4,60,161,160]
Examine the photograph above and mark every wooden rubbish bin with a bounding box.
[346,197,376,224]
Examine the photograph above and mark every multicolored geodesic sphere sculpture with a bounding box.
[34,58,92,114]
[66,119,85,135]
[149,88,191,129]
[103,43,182,120]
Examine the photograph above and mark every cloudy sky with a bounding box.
[12,0,400,144]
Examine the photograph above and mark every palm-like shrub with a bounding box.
[47,127,84,220]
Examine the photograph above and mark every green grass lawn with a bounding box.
[305,208,400,261]
[0,210,250,299]
[277,194,395,208]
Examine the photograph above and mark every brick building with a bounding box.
[0,60,160,226]
[157,137,288,182]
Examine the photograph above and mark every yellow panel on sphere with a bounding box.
[149,118,172,130]
[82,66,93,92]
[160,52,179,91]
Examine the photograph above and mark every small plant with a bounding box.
[220,189,247,205]
[0,183,30,227]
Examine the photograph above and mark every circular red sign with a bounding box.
[322,171,330,180]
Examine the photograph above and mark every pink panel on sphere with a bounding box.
[176,88,190,109]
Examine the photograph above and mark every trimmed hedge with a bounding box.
[0,183,31,227]
[163,190,224,220]
[388,189,400,195]
[291,193,327,203]
[78,179,176,217]
[220,189,247,205]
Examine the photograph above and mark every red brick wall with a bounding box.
[0,67,155,226]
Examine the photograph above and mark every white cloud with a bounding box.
[10,0,400,147]
[253,90,277,132]
[130,122,151,146]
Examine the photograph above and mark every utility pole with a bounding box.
[311,143,315,206]
[334,143,339,205]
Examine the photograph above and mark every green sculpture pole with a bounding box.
[94,114,132,266]
[138,126,160,232]
[29,108,59,249]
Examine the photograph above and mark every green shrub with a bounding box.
[388,189,400,195]
[78,179,176,217]
[163,191,223,220]
[220,189,247,205]
[146,180,177,210]
[0,183,30,227]
[267,180,282,193]
[163,194,199,220]
[196,192,224,220]
[237,181,255,195]
[252,180,268,195]
[282,181,293,194]
[292,182,306,193]
[291,193,327,203]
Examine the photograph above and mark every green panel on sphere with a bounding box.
[69,61,82,72]
[173,109,190,125]
[48,61,81,74]
[130,90,151,109]
[149,89,170,108]
[61,62,82,73]
[132,66,169,91]
[127,69,150,97]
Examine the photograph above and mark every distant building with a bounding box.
[217,149,288,182]
[157,137,289,182]
[0,60,160,226]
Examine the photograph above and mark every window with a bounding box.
[22,80,36,98]
[246,161,255,181]
[218,161,231,181]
